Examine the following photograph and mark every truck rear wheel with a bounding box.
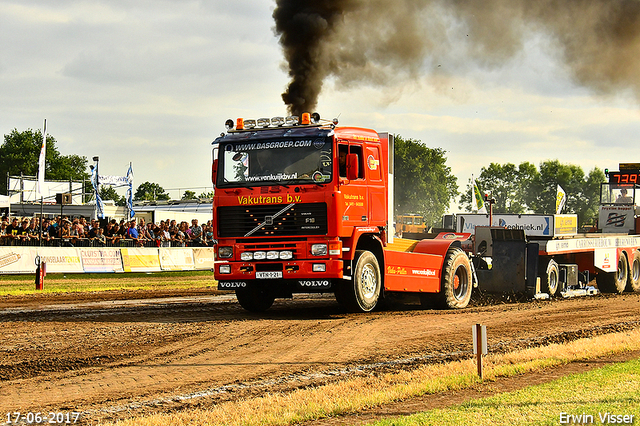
[626,250,640,293]
[540,259,560,297]
[437,248,472,309]
[235,283,276,312]
[337,250,381,313]
[597,252,628,294]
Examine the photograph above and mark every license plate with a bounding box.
[256,271,283,279]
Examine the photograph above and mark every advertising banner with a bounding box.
[159,248,195,271]
[80,248,124,273]
[457,214,578,238]
[599,205,635,234]
[121,248,161,273]
[0,247,38,274]
[192,247,216,270]
[38,247,84,273]
[554,214,578,236]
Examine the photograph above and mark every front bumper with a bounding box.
[215,258,344,291]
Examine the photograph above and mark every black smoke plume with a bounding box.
[273,0,640,116]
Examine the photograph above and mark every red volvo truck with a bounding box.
[212,113,640,312]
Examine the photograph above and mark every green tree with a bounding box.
[459,159,605,227]
[134,181,170,201]
[394,135,458,227]
[99,186,126,206]
[182,190,196,200]
[529,160,605,226]
[199,191,214,198]
[459,162,538,213]
[0,128,89,195]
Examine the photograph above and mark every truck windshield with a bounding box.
[218,137,333,186]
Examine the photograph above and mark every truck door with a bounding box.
[338,143,368,231]
[366,145,385,225]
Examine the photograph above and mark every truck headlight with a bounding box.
[218,246,233,259]
[240,252,253,261]
[280,251,293,260]
[253,251,266,260]
[219,264,231,274]
[311,244,328,256]
[267,251,279,260]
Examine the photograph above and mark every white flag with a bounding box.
[37,119,47,196]
[556,184,567,214]
[472,176,487,214]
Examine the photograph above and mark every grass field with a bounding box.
[105,329,640,426]
[0,271,216,296]
[373,357,640,426]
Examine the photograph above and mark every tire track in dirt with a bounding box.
[0,291,638,423]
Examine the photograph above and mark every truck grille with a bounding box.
[218,203,328,237]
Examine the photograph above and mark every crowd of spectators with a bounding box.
[0,215,214,248]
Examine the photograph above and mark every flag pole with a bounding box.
[38,119,47,246]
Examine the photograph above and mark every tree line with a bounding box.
[392,136,605,229]
[1,129,210,205]
[457,162,605,227]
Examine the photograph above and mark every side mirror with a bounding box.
[347,154,359,180]
[211,159,218,186]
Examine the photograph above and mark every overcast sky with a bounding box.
[2,1,639,210]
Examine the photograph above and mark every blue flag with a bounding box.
[91,165,104,219]
[126,163,135,219]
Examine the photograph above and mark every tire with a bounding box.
[337,250,381,313]
[235,283,275,312]
[597,252,628,294]
[540,259,560,297]
[626,250,640,293]
[436,248,472,309]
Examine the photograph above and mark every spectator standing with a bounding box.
[189,219,203,247]
[6,218,20,243]
[0,220,7,245]
[159,223,171,247]
[93,227,106,246]
[126,219,141,246]
[60,219,73,247]
[17,219,31,243]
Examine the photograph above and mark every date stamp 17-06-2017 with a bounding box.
[5,412,81,425]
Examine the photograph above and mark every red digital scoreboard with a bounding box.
[608,170,640,185]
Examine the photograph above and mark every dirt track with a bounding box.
[1,289,639,424]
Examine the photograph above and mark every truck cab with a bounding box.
[212,114,389,311]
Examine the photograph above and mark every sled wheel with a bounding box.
[540,259,560,297]
[597,252,628,294]
[626,251,640,293]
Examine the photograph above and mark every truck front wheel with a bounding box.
[437,248,472,309]
[597,253,628,294]
[336,250,381,313]
[235,283,276,312]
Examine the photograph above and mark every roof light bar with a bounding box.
[226,113,328,131]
